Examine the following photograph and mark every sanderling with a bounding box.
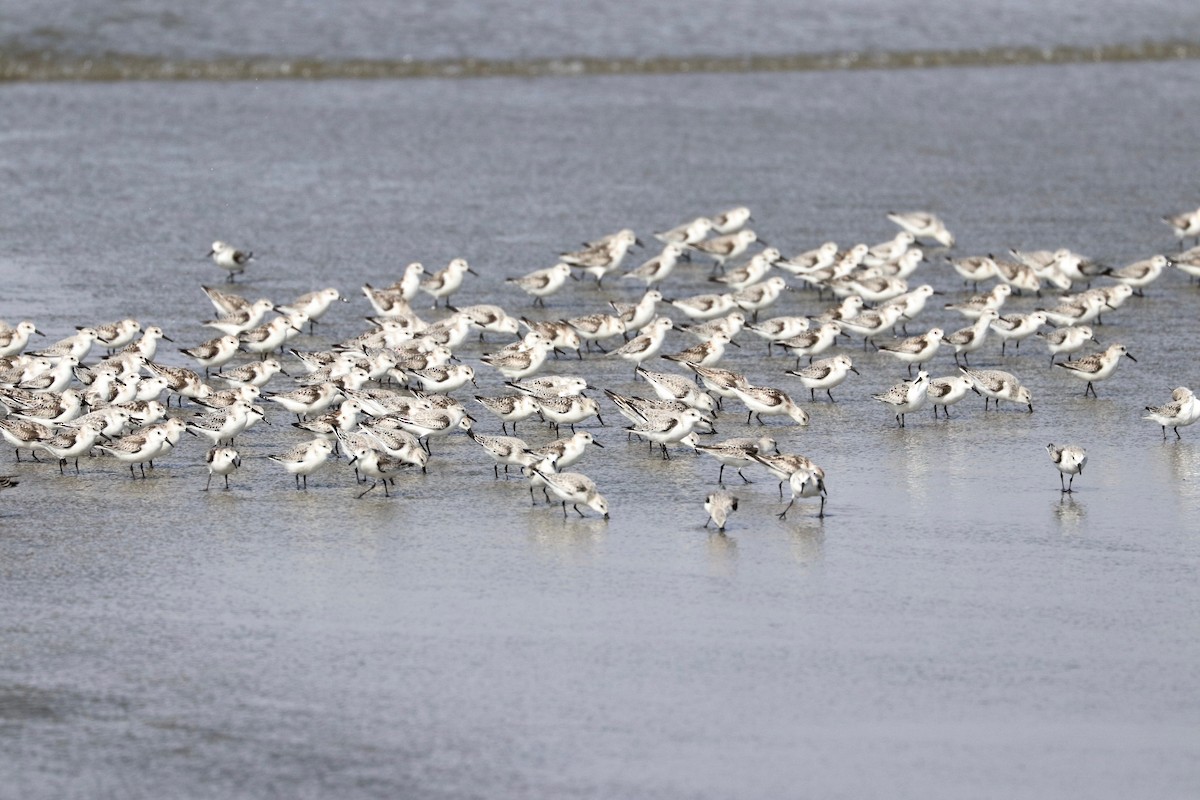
[467,429,537,478]
[844,272,907,303]
[668,292,738,322]
[277,288,345,332]
[119,325,173,362]
[623,243,689,287]
[1046,443,1087,493]
[1163,206,1200,249]
[528,431,603,471]
[390,262,427,302]
[609,289,665,334]
[561,229,639,286]
[200,285,252,316]
[345,444,412,498]
[679,311,746,343]
[30,328,98,362]
[703,490,739,532]
[0,321,43,358]
[886,210,955,248]
[268,438,335,490]
[839,305,905,350]
[928,374,976,418]
[944,308,999,368]
[1038,293,1107,328]
[612,317,674,374]
[992,258,1041,294]
[205,298,277,336]
[92,319,141,352]
[875,248,924,280]
[945,284,1011,319]
[634,367,716,412]
[709,206,752,234]
[420,258,478,308]
[947,254,999,288]
[662,330,735,368]
[566,314,626,353]
[0,418,54,461]
[1173,244,1200,281]
[778,323,843,367]
[291,399,372,444]
[204,446,241,490]
[456,304,521,340]
[990,311,1047,355]
[960,367,1032,411]
[38,417,107,474]
[1054,343,1135,397]
[684,361,749,407]
[1036,325,1098,366]
[531,467,609,519]
[878,328,944,376]
[7,387,84,427]
[535,395,602,435]
[731,384,810,426]
[873,371,930,427]
[507,375,591,398]
[689,229,760,271]
[266,381,344,421]
[864,232,917,267]
[506,262,573,306]
[481,333,553,379]
[207,241,253,282]
[777,242,839,276]
[142,361,212,406]
[655,216,713,245]
[194,384,261,411]
[1144,386,1200,439]
[95,426,171,478]
[179,334,240,375]
[1104,254,1170,296]
[733,276,788,320]
[786,354,859,402]
[214,358,287,388]
[239,316,303,358]
[745,315,810,354]
[709,248,780,290]
[694,435,777,484]
[612,400,707,460]
[361,283,412,318]
[881,284,937,332]
[751,455,827,519]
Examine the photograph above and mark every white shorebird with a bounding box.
[731,384,810,426]
[179,334,241,375]
[654,216,713,245]
[420,258,478,308]
[1055,343,1135,397]
[961,367,1033,412]
[473,394,541,435]
[751,456,827,519]
[95,427,171,479]
[786,354,859,402]
[92,319,141,352]
[990,311,1047,355]
[693,435,777,484]
[944,308,999,368]
[611,317,674,375]
[886,210,955,248]
[267,438,335,490]
[1046,443,1087,493]
[204,446,241,490]
[506,262,573,306]
[945,284,1011,320]
[878,327,944,376]
[467,429,536,478]
[708,206,752,234]
[561,229,639,286]
[1163,206,1200,249]
[0,321,43,358]
[1144,387,1200,439]
[689,229,760,272]
[634,367,716,413]
[872,371,930,427]
[927,374,976,418]
[207,240,252,282]
[277,287,345,332]
[531,468,610,519]
[623,243,689,286]
[1036,325,1098,366]
[779,322,842,367]
[947,254,998,288]
[1104,254,1170,296]
[703,489,739,532]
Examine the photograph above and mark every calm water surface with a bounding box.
[1,58,1198,798]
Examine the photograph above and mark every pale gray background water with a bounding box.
[2,3,1200,799]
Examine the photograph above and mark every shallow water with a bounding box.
[1,60,1199,798]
